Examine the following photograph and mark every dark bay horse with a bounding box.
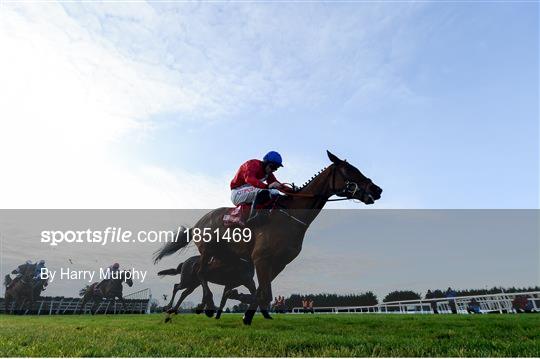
[154,151,382,324]
[79,271,133,314]
[4,265,37,314]
[157,254,258,322]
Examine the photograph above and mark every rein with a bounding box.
[279,184,315,198]
[280,167,369,202]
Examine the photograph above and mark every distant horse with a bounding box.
[79,271,133,314]
[4,264,37,314]
[154,151,382,324]
[158,255,260,322]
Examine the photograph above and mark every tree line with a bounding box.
[281,286,539,308]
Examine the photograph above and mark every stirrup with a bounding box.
[246,210,259,224]
[246,199,261,223]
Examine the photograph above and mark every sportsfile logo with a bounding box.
[40,227,252,246]
[40,227,181,246]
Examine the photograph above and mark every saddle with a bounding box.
[223,199,277,227]
[223,204,251,227]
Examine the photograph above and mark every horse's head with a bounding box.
[327,150,383,205]
[121,271,134,287]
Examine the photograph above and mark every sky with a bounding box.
[0,2,538,304]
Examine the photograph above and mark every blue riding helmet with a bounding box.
[263,151,283,167]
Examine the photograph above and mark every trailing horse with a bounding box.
[154,151,382,325]
[4,265,36,314]
[79,271,134,314]
[158,254,258,322]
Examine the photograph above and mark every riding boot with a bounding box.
[246,190,270,224]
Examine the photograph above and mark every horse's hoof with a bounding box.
[242,315,252,325]
[195,308,203,315]
[261,310,273,319]
[164,317,171,323]
[166,308,176,315]
[205,309,215,318]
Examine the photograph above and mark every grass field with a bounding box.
[1,313,539,357]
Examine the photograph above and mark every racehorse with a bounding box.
[157,254,259,322]
[153,151,382,324]
[4,264,38,314]
[79,271,133,314]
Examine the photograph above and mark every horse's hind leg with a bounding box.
[168,285,195,314]
[165,283,182,312]
[4,294,11,314]
[215,285,234,320]
[91,300,99,315]
[165,285,197,323]
[119,297,128,314]
[244,278,271,319]
[197,253,216,317]
[17,299,27,315]
[79,295,89,314]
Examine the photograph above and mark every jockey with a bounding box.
[230,151,284,222]
[97,263,119,291]
[33,260,46,282]
[105,262,120,279]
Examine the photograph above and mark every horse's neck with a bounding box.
[287,166,333,225]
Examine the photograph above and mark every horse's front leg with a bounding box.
[197,253,215,317]
[243,260,273,325]
[91,299,99,315]
[250,276,272,320]
[215,285,234,320]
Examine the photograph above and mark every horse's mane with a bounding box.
[295,166,328,192]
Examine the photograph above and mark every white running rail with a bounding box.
[291,291,540,314]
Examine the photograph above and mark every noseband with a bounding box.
[327,166,371,202]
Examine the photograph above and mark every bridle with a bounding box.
[327,165,372,202]
[275,165,372,226]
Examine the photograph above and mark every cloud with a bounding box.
[0,2,426,209]
[0,3,231,208]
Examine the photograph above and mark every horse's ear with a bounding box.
[327,150,343,164]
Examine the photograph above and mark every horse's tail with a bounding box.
[79,285,89,297]
[4,275,12,287]
[157,262,183,277]
[153,226,190,264]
